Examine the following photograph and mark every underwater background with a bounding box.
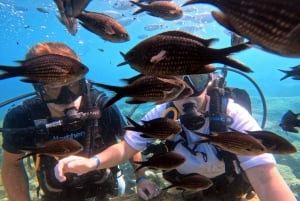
[0,0,300,200]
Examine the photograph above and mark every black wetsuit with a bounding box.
[2,87,126,201]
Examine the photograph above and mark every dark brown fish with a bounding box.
[54,0,78,35]
[19,138,83,160]
[245,130,297,154]
[91,75,186,108]
[195,131,266,156]
[279,65,300,81]
[118,31,252,75]
[0,54,89,87]
[134,151,186,172]
[280,110,300,133]
[63,0,91,17]
[77,11,130,43]
[130,0,183,20]
[125,116,182,139]
[182,0,300,57]
[163,173,213,191]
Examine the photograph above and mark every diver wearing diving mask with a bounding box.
[175,74,211,131]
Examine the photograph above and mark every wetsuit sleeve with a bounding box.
[2,105,35,153]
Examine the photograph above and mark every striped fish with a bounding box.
[118,30,252,75]
[125,116,182,139]
[195,131,266,156]
[182,0,300,57]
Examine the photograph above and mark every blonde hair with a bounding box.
[25,42,79,61]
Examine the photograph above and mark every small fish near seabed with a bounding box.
[130,0,183,21]
[54,0,78,35]
[0,54,89,87]
[118,30,252,76]
[19,138,84,160]
[245,130,297,155]
[162,173,213,192]
[63,0,92,17]
[134,151,186,172]
[280,110,300,133]
[90,75,189,108]
[195,131,266,156]
[182,0,300,57]
[125,116,182,139]
[279,65,300,81]
[76,11,130,43]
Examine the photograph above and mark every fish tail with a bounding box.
[217,43,253,72]
[278,69,291,81]
[130,0,146,15]
[223,57,253,73]
[0,65,18,80]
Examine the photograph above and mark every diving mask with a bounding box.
[35,79,86,104]
[181,74,211,97]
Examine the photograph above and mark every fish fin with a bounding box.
[222,53,253,73]
[20,78,40,83]
[123,125,139,132]
[18,152,35,160]
[158,30,218,47]
[287,24,300,42]
[126,99,147,104]
[104,23,116,35]
[134,164,144,172]
[228,127,239,132]
[91,81,122,93]
[125,116,143,130]
[211,11,238,34]
[103,94,123,108]
[150,50,167,64]
[121,74,144,84]
[140,134,152,138]
[162,184,174,191]
[117,52,128,66]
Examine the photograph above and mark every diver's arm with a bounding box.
[245,163,296,201]
[2,150,31,201]
[55,140,138,181]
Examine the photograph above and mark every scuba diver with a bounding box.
[1,42,143,201]
[54,69,296,201]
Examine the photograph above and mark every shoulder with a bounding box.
[143,103,169,121]
[226,98,261,131]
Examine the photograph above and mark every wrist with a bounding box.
[91,155,100,170]
[136,176,146,184]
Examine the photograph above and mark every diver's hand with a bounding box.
[54,155,97,182]
[136,178,161,200]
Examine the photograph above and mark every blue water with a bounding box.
[0,0,299,119]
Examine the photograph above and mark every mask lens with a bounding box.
[39,80,84,103]
[185,74,210,94]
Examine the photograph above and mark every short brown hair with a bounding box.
[25,42,79,61]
